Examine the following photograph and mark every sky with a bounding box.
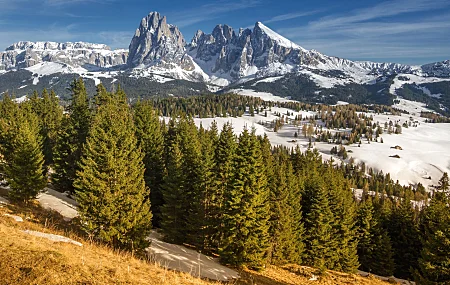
[0,0,449,65]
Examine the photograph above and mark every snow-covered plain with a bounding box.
[194,93,450,190]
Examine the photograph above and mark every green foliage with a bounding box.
[133,101,165,227]
[5,109,47,203]
[74,88,151,251]
[220,128,270,270]
[414,182,450,284]
[52,78,91,194]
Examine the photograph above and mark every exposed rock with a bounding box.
[0,41,128,71]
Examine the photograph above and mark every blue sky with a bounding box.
[1,0,449,65]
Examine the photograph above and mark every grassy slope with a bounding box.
[0,199,394,285]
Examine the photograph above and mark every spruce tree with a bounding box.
[325,165,359,272]
[5,110,46,203]
[160,118,187,244]
[134,100,165,227]
[414,183,450,284]
[74,89,151,250]
[357,197,395,276]
[269,149,304,265]
[220,128,270,270]
[52,78,91,193]
[302,172,336,270]
[211,122,236,251]
[389,195,421,278]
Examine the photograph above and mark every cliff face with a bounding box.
[0,41,128,71]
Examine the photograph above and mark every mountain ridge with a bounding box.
[1,11,449,102]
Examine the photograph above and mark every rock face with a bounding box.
[127,12,195,71]
[421,60,450,77]
[0,41,128,71]
[188,22,416,81]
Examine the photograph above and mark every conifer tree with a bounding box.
[134,100,165,227]
[220,128,270,270]
[74,89,151,250]
[325,165,359,272]
[52,78,91,193]
[414,176,450,284]
[211,122,236,250]
[357,197,395,276]
[160,119,187,244]
[5,110,46,203]
[302,172,336,270]
[269,149,304,265]
[389,195,421,278]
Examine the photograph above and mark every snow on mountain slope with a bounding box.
[256,22,304,50]
[1,11,449,91]
[25,62,117,85]
[389,74,450,96]
[1,41,128,71]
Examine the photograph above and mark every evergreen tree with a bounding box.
[414,178,450,284]
[389,195,421,278]
[74,89,151,250]
[269,149,304,265]
[220,128,270,270]
[134,100,165,227]
[52,78,91,193]
[211,122,237,251]
[5,110,46,203]
[302,172,336,270]
[160,119,187,244]
[357,197,395,276]
[325,165,359,272]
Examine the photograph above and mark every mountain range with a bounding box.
[1,11,449,112]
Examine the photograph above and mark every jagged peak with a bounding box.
[253,22,306,51]
[5,41,111,52]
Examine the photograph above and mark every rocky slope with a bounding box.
[0,11,449,99]
[0,41,128,71]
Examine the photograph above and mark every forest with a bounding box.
[0,79,448,284]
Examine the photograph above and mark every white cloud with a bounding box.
[169,0,261,28]
[264,10,322,24]
[273,0,450,64]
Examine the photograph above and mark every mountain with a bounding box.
[0,11,449,108]
[0,41,128,71]
[127,12,208,81]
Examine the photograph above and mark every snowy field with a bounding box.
[198,92,450,190]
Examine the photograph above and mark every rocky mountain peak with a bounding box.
[127,11,189,69]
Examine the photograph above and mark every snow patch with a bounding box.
[147,231,239,281]
[23,230,82,247]
[3,214,23,222]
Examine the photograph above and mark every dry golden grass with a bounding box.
[237,265,396,285]
[0,199,395,285]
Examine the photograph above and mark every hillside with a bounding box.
[0,196,399,285]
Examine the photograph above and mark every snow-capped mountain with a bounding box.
[0,41,128,71]
[127,12,208,81]
[0,11,449,95]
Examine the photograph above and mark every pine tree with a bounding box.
[389,195,421,278]
[302,172,336,270]
[5,110,46,203]
[414,179,450,284]
[325,166,359,272]
[220,128,270,270]
[134,100,165,227]
[211,122,236,251]
[160,118,187,244]
[52,78,91,193]
[357,197,395,276]
[74,89,151,251]
[269,149,304,265]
